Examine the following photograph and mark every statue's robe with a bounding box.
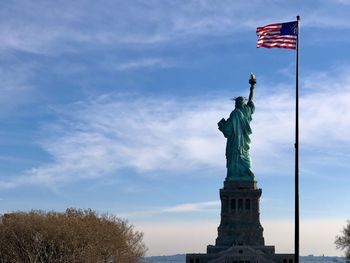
[218,101,255,181]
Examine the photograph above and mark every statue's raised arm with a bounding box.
[248,72,256,103]
[217,73,257,182]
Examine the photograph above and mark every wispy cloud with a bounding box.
[118,201,220,218]
[1,1,347,55]
[163,201,219,213]
[0,94,225,188]
[114,58,175,71]
[2,1,244,54]
[2,66,350,188]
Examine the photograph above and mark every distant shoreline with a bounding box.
[144,254,348,263]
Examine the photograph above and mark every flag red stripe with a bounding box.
[257,44,296,49]
[257,41,296,46]
[257,36,296,43]
[258,38,296,43]
[257,42,296,48]
[257,43,296,48]
[257,43,296,50]
[256,28,280,34]
[257,41,296,45]
[258,35,297,40]
[256,23,282,31]
[257,31,281,36]
[256,26,281,31]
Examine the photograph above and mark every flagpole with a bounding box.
[295,15,300,263]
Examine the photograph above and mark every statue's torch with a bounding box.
[249,72,256,88]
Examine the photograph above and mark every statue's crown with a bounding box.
[231,96,246,102]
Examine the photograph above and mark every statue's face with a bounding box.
[235,97,245,109]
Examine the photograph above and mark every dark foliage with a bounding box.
[0,208,146,263]
[335,220,350,259]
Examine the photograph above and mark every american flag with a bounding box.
[256,21,298,50]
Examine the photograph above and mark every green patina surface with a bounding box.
[218,73,256,182]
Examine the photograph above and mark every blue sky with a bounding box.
[1,0,350,257]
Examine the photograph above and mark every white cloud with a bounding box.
[2,66,350,188]
[114,58,175,71]
[2,1,348,55]
[118,201,220,218]
[137,218,345,256]
[163,201,219,213]
[1,1,246,53]
[335,0,350,4]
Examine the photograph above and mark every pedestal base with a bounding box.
[186,180,294,263]
[187,245,294,263]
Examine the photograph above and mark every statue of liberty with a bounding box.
[218,73,256,181]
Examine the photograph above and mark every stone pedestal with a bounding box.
[186,180,294,263]
[208,180,264,253]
